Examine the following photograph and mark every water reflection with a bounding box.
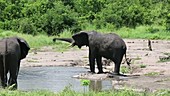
[89,80,102,92]
[89,79,127,92]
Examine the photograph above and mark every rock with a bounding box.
[73,73,109,80]
[159,56,170,62]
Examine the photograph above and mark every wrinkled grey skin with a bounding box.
[0,37,30,89]
[53,31,130,75]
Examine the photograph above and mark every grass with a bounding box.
[0,30,53,48]
[0,90,56,96]
[144,72,160,76]
[0,25,170,51]
[134,56,142,60]
[59,29,73,38]
[117,26,170,40]
[27,60,38,63]
[119,25,170,40]
[121,66,131,74]
[0,88,170,96]
[85,25,170,40]
[0,30,71,52]
[140,64,147,68]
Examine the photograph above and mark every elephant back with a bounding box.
[0,37,20,55]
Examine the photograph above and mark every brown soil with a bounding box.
[21,39,170,92]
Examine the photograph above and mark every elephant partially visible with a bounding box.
[53,31,130,75]
[0,37,30,89]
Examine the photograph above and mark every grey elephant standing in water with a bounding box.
[53,31,130,75]
[0,37,30,89]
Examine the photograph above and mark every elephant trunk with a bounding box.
[53,38,74,43]
[70,42,76,47]
[53,38,76,48]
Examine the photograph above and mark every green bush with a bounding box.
[18,18,36,35]
[0,0,169,35]
[166,13,170,31]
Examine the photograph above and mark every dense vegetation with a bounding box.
[0,0,170,36]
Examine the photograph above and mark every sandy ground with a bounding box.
[21,39,170,92]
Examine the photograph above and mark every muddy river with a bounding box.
[18,67,112,92]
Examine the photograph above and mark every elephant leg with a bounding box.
[8,63,19,90]
[0,64,7,88]
[89,57,95,73]
[0,75,7,88]
[8,73,18,89]
[89,49,95,73]
[112,53,124,75]
[96,56,103,74]
[113,61,121,75]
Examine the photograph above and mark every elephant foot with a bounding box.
[97,71,104,74]
[88,71,95,74]
[2,85,7,89]
[1,82,7,89]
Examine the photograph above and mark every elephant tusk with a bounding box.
[68,44,73,47]
[71,42,76,47]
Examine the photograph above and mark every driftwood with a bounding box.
[148,39,152,51]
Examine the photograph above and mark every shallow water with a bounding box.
[18,67,112,92]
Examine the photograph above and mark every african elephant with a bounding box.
[0,37,30,89]
[53,31,130,75]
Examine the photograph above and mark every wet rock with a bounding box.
[73,73,109,80]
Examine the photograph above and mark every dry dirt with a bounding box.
[21,39,170,92]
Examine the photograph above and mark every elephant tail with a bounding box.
[53,38,73,43]
[124,51,131,66]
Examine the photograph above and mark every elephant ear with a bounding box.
[72,32,89,48]
[17,37,30,59]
